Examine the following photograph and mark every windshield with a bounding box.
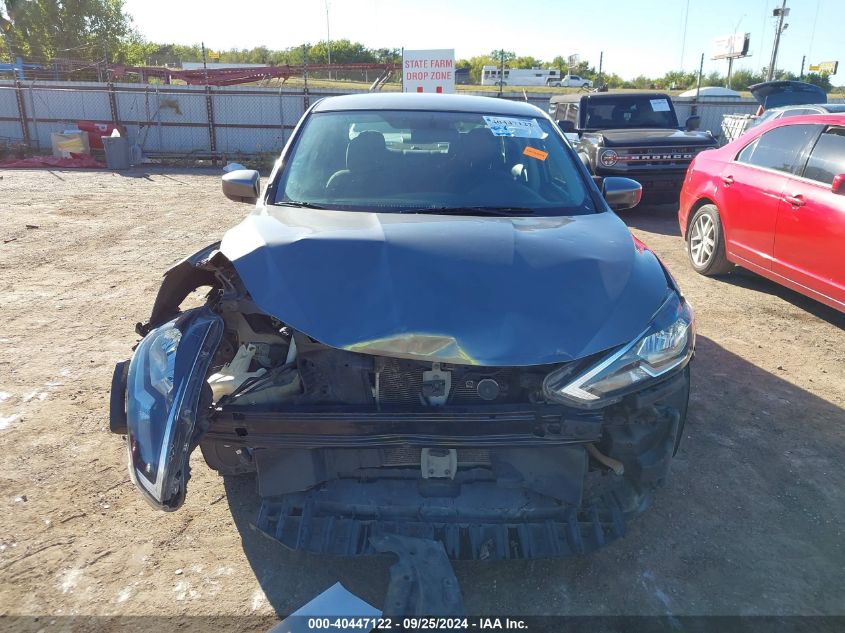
[274,110,597,216]
[581,96,679,130]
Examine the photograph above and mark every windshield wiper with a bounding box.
[277,200,329,209]
[400,206,535,217]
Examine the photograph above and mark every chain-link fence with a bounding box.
[2,81,843,159]
[0,80,324,159]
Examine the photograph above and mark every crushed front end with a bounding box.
[111,241,692,560]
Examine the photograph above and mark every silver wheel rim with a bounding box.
[690,213,717,267]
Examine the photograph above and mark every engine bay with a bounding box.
[210,300,557,411]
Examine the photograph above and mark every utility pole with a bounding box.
[799,54,805,79]
[767,0,789,81]
[597,51,603,88]
[498,49,505,98]
[325,0,332,79]
[696,53,703,104]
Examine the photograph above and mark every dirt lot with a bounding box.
[0,167,843,629]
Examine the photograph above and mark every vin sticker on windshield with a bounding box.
[523,146,549,161]
[650,98,671,112]
[483,116,544,138]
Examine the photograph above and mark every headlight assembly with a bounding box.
[544,293,694,409]
[124,309,223,510]
[126,318,183,492]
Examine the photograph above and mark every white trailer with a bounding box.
[480,66,560,87]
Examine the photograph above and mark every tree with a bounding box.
[512,55,541,69]
[490,49,515,65]
[1,0,132,62]
[571,60,596,79]
[658,70,697,90]
[726,68,766,91]
[703,71,723,87]
[804,72,832,92]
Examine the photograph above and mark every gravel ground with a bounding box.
[0,168,843,630]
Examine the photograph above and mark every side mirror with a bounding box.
[603,177,642,210]
[557,120,576,133]
[685,115,701,132]
[222,169,260,203]
[832,174,845,195]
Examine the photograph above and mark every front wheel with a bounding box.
[687,204,734,275]
[582,83,591,88]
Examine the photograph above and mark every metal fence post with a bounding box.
[205,85,217,163]
[107,82,120,126]
[13,79,31,147]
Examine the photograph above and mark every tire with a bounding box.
[199,439,256,476]
[582,83,590,88]
[686,204,734,276]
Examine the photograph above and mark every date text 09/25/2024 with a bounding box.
[306,617,528,630]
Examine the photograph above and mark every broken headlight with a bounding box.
[543,293,694,409]
[124,308,224,510]
[126,318,183,492]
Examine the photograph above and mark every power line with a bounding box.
[807,0,821,64]
[679,0,690,70]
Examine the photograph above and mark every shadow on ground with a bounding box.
[719,269,845,328]
[621,204,683,237]
[222,334,845,618]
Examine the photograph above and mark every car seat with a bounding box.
[326,131,391,197]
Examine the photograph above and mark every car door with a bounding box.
[719,123,821,269]
[773,125,845,308]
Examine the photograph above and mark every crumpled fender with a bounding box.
[138,242,221,336]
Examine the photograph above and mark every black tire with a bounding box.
[199,439,256,476]
[686,204,734,276]
[582,83,590,88]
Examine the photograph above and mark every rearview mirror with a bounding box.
[832,174,845,195]
[557,120,576,133]
[603,177,642,210]
[685,115,701,132]
[222,169,260,204]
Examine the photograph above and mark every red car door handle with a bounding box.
[721,175,734,185]
[784,193,805,207]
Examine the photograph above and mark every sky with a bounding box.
[123,0,839,81]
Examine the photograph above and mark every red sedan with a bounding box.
[678,114,845,312]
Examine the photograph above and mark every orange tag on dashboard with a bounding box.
[523,146,548,161]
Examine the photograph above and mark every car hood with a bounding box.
[588,129,716,147]
[219,207,669,366]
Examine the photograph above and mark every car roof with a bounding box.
[770,113,845,125]
[769,103,845,113]
[549,91,671,105]
[735,112,845,144]
[312,92,546,117]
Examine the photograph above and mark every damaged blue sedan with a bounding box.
[111,93,694,560]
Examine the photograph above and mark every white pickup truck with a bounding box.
[548,74,593,88]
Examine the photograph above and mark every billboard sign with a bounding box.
[402,49,455,93]
[711,33,750,60]
[808,61,839,75]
